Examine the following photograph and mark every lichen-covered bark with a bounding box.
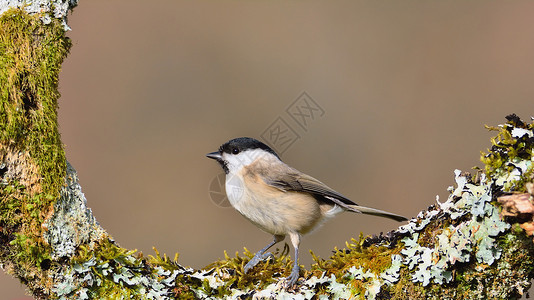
[2,3,534,299]
[0,7,70,298]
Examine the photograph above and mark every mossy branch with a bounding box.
[2,5,534,300]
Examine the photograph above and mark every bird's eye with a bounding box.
[232,148,240,154]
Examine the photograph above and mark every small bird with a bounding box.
[206,137,408,287]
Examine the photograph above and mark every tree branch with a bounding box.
[1,4,534,299]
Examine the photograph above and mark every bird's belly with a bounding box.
[226,177,322,235]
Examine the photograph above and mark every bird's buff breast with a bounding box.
[225,173,322,235]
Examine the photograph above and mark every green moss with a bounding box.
[0,8,69,188]
[312,235,399,279]
[201,236,403,298]
[388,268,426,299]
[58,240,203,299]
[0,7,70,294]
[148,247,182,271]
[68,239,145,298]
[148,248,197,299]
[445,229,534,300]
[480,114,534,192]
[202,245,295,296]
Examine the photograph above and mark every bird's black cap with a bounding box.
[218,137,280,159]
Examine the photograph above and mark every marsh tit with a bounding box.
[206,137,408,287]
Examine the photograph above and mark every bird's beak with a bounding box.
[206,151,222,160]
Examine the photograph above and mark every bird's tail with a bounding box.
[347,205,408,222]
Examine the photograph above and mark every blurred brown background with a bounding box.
[3,1,534,298]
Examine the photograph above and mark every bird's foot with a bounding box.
[244,251,274,274]
[283,265,300,288]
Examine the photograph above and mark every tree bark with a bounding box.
[1,3,534,299]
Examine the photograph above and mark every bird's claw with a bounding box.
[283,265,300,288]
[244,251,274,274]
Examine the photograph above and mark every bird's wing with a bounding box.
[260,164,408,222]
[262,166,362,212]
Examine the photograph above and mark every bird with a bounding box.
[206,137,408,287]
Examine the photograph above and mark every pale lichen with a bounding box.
[43,162,106,260]
[399,171,510,287]
[0,0,78,30]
